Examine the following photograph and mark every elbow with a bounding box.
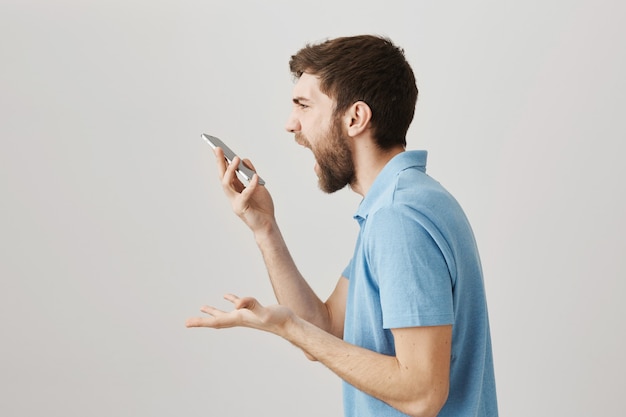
[401,387,449,417]
[303,350,318,362]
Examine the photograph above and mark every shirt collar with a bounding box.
[354,150,428,221]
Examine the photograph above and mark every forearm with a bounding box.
[214,156,336,334]
[254,221,332,332]
[280,316,447,417]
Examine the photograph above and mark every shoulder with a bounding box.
[367,167,458,231]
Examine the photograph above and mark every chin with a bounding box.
[318,180,349,194]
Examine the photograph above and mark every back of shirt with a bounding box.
[342,151,498,417]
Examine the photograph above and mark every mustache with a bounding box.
[294,133,312,149]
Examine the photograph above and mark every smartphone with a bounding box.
[201,134,265,185]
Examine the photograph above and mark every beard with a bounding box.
[296,117,355,193]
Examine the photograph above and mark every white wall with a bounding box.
[1,1,624,416]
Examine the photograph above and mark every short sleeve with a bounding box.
[364,205,454,329]
[342,258,353,280]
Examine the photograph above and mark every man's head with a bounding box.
[289,35,418,149]
[285,72,356,194]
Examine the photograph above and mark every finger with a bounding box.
[185,304,235,329]
[222,156,245,193]
[213,147,228,178]
[242,158,256,171]
[186,315,234,329]
[238,172,259,198]
[241,159,265,188]
[238,157,266,188]
[223,293,246,308]
[224,294,261,312]
[224,293,247,308]
[199,305,225,316]
[185,316,215,328]
[215,148,244,193]
[223,293,240,303]
[185,315,219,328]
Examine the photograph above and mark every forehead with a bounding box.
[292,73,333,106]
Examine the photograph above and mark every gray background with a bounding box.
[1,1,624,416]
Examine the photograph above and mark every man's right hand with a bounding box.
[214,147,276,236]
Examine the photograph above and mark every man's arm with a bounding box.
[252,220,349,337]
[213,149,345,336]
[186,295,451,417]
[292,320,451,417]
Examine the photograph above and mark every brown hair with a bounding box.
[289,35,418,149]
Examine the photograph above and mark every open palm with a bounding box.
[186,294,295,337]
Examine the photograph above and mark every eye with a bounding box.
[292,98,310,110]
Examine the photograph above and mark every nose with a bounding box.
[284,110,301,133]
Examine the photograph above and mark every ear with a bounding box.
[344,101,372,137]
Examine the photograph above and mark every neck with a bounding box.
[350,143,405,196]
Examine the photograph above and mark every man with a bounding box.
[187,35,498,417]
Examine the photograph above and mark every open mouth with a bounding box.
[293,137,319,176]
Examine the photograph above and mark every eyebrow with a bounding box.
[292,96,312,105]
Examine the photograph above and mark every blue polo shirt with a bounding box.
[342,151,498,417]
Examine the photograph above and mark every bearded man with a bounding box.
[188,35,498,417]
